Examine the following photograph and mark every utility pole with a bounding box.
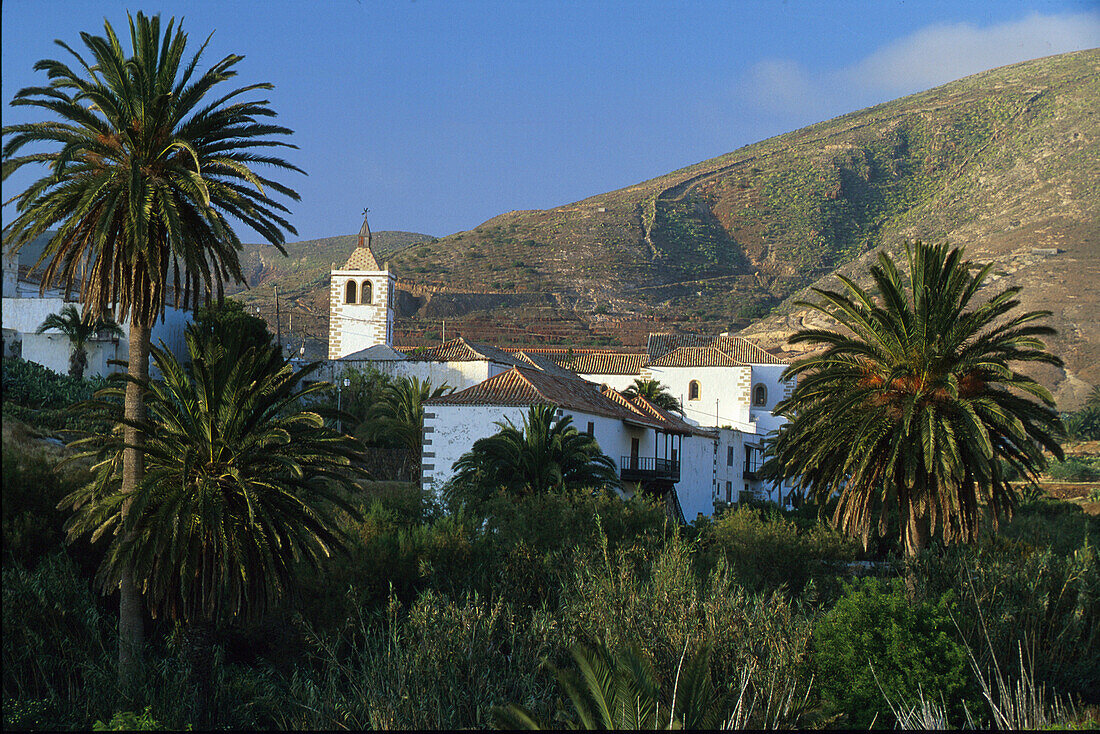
[442,319,446,343]
[274,284,282,349]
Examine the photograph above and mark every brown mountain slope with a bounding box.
[254,50,1098,408]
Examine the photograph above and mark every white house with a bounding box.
[2,243,190,377]
[422,365,738,521]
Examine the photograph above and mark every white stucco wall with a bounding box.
[676,433,718,522]
[642,364,753,428]
[421,404,530,494]
[747,364,792,437]
[3,293,189,378]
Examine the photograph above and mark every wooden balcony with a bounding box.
[620,455,680,483]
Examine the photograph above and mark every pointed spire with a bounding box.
[358,207,371,251]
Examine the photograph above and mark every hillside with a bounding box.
[258,49,1093,407]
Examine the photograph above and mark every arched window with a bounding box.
[688,380,701,401]
[753,383,767,407]
[344,280,357,304]
[360,280,373,304]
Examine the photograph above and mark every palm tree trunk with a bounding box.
[119,319,151,688]
[184,621,217,729]
[902,497,930,599]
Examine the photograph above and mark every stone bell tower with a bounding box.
[328,210,395,359]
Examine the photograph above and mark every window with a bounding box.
[586,421,594,436]
[688,380,701,401]
[725,481,733,503]
[752,383,767,407]
[361,280,373,304]
[344,280,357,304]
[727,446,735,466]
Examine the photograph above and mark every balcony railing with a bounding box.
[744,452,764,479]
[620,455,680,483]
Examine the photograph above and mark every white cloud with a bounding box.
[741,58,829,117]
[739,11,1100,116]
[842,12,1100,95]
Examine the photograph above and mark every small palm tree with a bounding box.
[62,329,366,725]
[761,242,1063,563]
[35,304,122,379]
[362,375,452,452]
[623,378,683,414]
[448,403,618,507]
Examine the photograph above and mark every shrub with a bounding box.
[1001,499,1099,556]
[812,578,972,728]
[698,506,859,597]
[282,592,559,730]
[2,552,116,728]
[1046,457,1100,482]
[919,537,1100,704]
[2,356,107,409]
[562,532,816,729]
[1,444,98,571]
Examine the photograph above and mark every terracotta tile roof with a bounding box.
[429,367,655,425]
[510,350,583,378]
[504,348,646,375]
[648,346,743,368]
[646,333,786,364]
[342,247,381,271]
[405,337,508,363]
[560,352,646,375]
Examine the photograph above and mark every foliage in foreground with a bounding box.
[3,437,1098,730]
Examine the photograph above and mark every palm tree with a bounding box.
[2,12,301,680]
[35,303,122,379]
[61,328,365,725]
[761,242,1063,565]
[623,378,683,415]
[448,403,618,507]
[362,375,452,452]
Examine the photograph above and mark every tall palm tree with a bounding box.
[35,303,123,379]
[761,242,1063,563]
[61,328,365,725]
[362,375,452,453]
[623,378,683,414]
[2,12,301,680]
[448,403,618,507]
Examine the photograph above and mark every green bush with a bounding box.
[2,356,107,409]
[1046,457,1100,482]
[812,578,972,728]
[561,532,816,729]
[1,445,98,571]
[2,552,116,728]
[1002,499,1100,556]
[697,506,859,597]
[1064,388,1100,440]
[281,592,559,730]
[919,537,1100,704]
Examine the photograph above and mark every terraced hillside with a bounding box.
[251,50,1098,407]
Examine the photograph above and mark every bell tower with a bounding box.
[328,209,395,359]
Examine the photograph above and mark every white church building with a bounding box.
[324,216,795,520]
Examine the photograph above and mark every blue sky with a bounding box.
[3,0,1098,242]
